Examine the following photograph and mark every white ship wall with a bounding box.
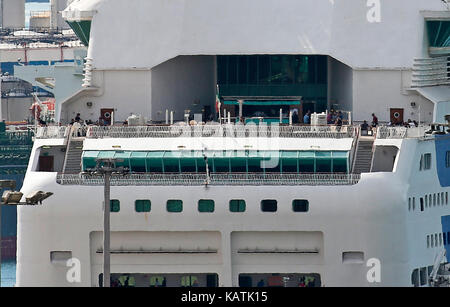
[71,0,442,70]
[0,0,25,29]
[352,70,434,123]
[63,56,215,123]
[16,135,450,287]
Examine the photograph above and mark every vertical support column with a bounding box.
[103,172,111,287]
[220,230,233,287]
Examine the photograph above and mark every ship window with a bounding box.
[444,233,447,246]
[198,199,215,213]
[411,269,419,287]
[439,233,442,246]
[261,199,277,212]
[433,194,436,206]
[167,200,183,213]
[229,199,246,212]
[427,21,450,48]
[135,200,151,212]
[342,251,364,264]
[423,153,431,170]
[446,151,450,168]
[180,275,199,287]
[412,197,415,211]
[431,234,434,247]
[427,235,430,248]
[435,234,438,246]
[420,267,427,286]
[292,199,309,212]
[408,198,411,211]
[447,192,449,204]
[420,198,424,212]
[110,200,120,213]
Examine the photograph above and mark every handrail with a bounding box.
[411,56,450,88]
[85,124,355,139]
[35,126,69,139]
[56,172,361,186]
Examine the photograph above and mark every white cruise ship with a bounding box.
[15,0,450,287]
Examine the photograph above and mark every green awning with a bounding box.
[332,151,349,160]
[282,151,299,159]
[298,151,315,159]
[67,20,92,46]
[315,151,332,159]
[97,151,116,159]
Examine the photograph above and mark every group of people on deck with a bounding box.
[291,109,344,126]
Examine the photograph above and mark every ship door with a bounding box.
[100,108,114,125]
[38,156,54,172]
[390,108,404,125]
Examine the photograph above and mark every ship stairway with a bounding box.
[352,136,375,174]
[62,135,84,174]
[429,249,450,287]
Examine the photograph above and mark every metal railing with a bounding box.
[376,125,432,139]
[56,172,361,186]
[0,130,34,145]
[411,56,450,88]
[35,126,69,139]
[85,124,356,139]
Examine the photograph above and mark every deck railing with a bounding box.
[85,124,356,139]
[376,125,432,139]
[56,172,361,186]
[35,126,70,139]
[411,56,450,88]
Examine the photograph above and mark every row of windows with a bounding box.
[408,192,449,212]
[426,232,450,248]
[109,199,309,213]
[83,150,349,174]
[217,55,327,86]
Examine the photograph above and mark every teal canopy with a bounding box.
[82,150,349,174]
[224,100,301,105]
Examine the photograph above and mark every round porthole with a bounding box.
[104,112,111,119]
[393,112,400,119]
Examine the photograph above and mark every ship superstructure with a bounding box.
[15,0,450,287]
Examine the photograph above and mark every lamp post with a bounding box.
[0,180,53,287]
[82,158,129,287]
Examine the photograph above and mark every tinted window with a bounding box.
[135,200,151,212]
[229,199,246,212]
[198,199,215,213]
[167,200,183,213]
[292,199,309,212]
[110,199,120,213]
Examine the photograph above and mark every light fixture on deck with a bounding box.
[82,158,130,288]
[0,180,53,287]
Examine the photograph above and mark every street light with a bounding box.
[82,158,129,287]
[0,180,53,287]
